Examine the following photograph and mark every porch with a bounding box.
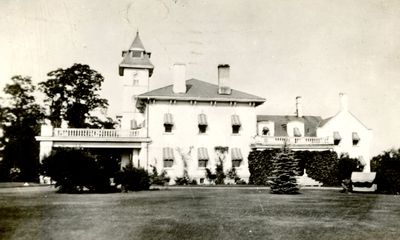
[35,126,151,168]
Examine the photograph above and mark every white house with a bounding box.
[253,94,373,172]
[36,32,373,185]
[134,63,265,183]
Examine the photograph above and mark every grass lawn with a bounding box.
[0,187,399,240]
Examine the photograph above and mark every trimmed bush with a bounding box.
[115,164,150,191]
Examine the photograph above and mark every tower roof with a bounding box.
[119,31,154,76]
[129,31,145,50]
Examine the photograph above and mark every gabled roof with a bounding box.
[136,79,265,105]
[317,111,371,130]
[257,115,323,137]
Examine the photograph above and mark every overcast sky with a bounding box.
[1,0,399,156]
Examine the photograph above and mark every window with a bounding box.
[293,127,302,137]
[262,127,269,136]
[199,125,207,134]
[198,147,209,168]
[164,113,174,133]
[198,113,208,134]
[133,79,139,85]
[164,124,172,133]
[232,125,240,134]
[231,115,241,134]
[132,51,142,58]
[163,147,174,168]
[352,132,360,146]
[231,148,243,167]
[333,131,341,145]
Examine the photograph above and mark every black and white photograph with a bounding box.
[0,0,399,239]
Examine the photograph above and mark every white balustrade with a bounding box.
[53,128,141,138]
[255,136,332,145]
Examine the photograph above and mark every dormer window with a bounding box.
[198,114,208,134]
[293,127,302,137]
[262,127,270,136]
[164,113,173,133]
[352,132,360,146]
[231,115,241,134]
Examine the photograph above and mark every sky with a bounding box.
[1,0,400,156]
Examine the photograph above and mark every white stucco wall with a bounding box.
[146,100,257,183]
[317,111,373,172]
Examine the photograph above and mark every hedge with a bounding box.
[249,149,362,186]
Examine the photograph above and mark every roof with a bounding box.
[137,79,265,105]
[119,32,154,76]
[257,115,323,137]
[318,117,333,127]
[129,31,145,50]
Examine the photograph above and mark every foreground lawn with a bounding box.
[0,187,399,240]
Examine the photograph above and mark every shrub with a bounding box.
[41,148,116,193]
[174,176,191,185]
[205,168,216,184]
[371,150,400,194]
[337,153,364,181]
[268,145,300,194]
[248,149,279,185]
[249,149,362,187]
[150,166,170,185]
[115,164,150,191]
[215,162,225,185]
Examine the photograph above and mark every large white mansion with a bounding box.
[36,33,373,184]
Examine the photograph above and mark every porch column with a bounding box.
[139,142,149,171]
[39,123,54,163]
[39,141,53,163]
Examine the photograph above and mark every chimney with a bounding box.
[173,63,186,94]
[218,64,231,95]
[296,96,303,117]
[339,93,348,112]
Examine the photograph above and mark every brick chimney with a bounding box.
[218,64,231,95]
[173,63,186,94]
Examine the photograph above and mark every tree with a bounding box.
[39,63,113,128]
[0,76,44,181]
[268,144,300,194]
[371,149,400,194]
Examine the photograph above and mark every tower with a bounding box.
[119,32,154,131]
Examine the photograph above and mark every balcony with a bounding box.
[53,128,141,138]
[251,136,334,150]
[36,127,150,149]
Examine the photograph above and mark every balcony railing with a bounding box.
[53,128,141,138]
[253,136,333,146]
